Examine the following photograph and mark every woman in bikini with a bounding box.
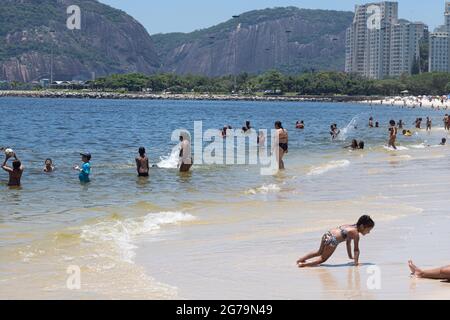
[274,121,288,170]
[297,215,375,268]
[388,120,398,150]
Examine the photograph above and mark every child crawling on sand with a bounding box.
[297,215,375,268]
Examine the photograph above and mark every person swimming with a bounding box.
[296,121,305,129]
[297,215,375,267]
[358,141,365,150]
[402,129,413,137]
[43,158,55,172]
[440,138,447,146]
[135,147,150,177]
[369,117,374,128]
[344,139,359,150]
[2,151,24,187]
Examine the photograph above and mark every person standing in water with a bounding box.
[426,117,432,131]
[74,152,91,183]
[388,120,398,150]
[2,151,24,187]
[135,147,149,177]
[274,121,288,170]
[179,133,192,173]
[297,215,375,268]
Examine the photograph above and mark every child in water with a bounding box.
[297,215,375,268]
[74,152,91,183]
[135,147,149,177]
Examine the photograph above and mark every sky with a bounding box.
[100,0,447,34]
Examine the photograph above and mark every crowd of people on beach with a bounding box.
[2,111,450,282]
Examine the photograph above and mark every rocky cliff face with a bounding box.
[153,7,354,76]
[0,0,160,82]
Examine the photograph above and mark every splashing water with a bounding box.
[157,144,180,169]
[337,114,362,141]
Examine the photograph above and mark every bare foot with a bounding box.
[296,258,306,264]
[408,260,423,278]
[297,262,306,268]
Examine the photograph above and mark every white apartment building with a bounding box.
[345,1,427,79]
[429,2,450,72]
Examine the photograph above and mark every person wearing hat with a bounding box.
[74,152,91,183]
[178,132,192,173]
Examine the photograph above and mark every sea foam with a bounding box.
[81,211,195,263]
[307,160,350,176]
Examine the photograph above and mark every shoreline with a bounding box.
[0,90,382,103]
[359,96,450,110]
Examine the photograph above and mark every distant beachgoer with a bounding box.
[358,141,365,150]
[43,158,55,173]
[296,215,375,268]
[408,261,450,281]
[398,120,404,129]
[275,121,288,170]
[444,114,449,131]
[402,129,413,137]
[415,118,422,129]
[426,117,432,131]
[345,139,359,150]
[369,117,374,128]
[257,131,266,147]
[330,124,340,140]
[375,122,379,128]
[74,152,91,183]
[2,151,24,187]
[440,138,447,146]
[388,120,398,150]
[179,133,192,173]
[222,125,232,138]
[296,121,305,129]
[242,121,252,133]
[135,147,149,177]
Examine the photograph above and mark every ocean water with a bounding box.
[1,97,449,299]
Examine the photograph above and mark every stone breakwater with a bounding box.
[0,90,379,103]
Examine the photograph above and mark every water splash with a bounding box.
[156,144,180,169]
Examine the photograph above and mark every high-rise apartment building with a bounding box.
[345,1,427,79]
[429,2,450,72]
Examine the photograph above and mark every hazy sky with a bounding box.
[100,0,447,34]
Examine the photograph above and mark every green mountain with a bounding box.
[0,0,160,82]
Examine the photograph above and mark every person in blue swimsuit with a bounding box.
[297,215,375,268]
[74,152,91,183]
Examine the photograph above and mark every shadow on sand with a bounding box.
[320,262,376,268]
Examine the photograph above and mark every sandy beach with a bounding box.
[1,98,449,300]
[361,96,450,110]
